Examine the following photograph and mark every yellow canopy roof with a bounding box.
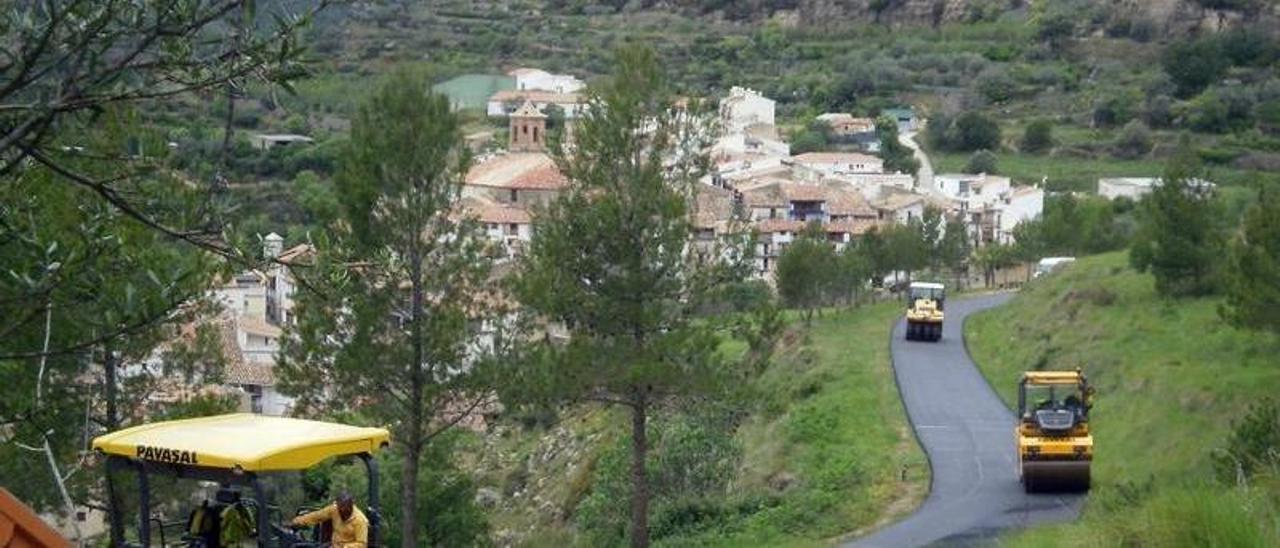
[92,414,390,472]
[1023,371,1085,385]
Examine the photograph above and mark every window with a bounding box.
[522,125,528,135]
[509,223,518,233]
[533,126,539,142]
[509,189,518,202]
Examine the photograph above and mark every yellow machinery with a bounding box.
[93,413,390,547]
[904,282,945,341]
[1017,370,1094,493]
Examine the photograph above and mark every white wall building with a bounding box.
[719,87,776,133]
[510,68,585,94]
[1098,177,1160,200]
[790,152,885,180]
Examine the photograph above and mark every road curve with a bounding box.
[850,294,1084,547]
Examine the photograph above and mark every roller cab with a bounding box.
[904,282,945,342]
[1016,370,1094,493]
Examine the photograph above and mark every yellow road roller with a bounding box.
[1017,370,1094,493]
[904,282,945,341]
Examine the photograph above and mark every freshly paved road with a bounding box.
[850,294,1084,547]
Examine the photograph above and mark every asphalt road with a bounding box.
[850,294,1085,547]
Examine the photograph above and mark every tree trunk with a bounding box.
[629,391,649,548]
[103,345,118,431]
[402,248,425,548]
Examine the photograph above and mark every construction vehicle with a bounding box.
[904,282,945,341]
[92,413,390,547]
[1017,370,1094,493]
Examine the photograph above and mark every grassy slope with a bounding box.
[463,302,928,547]
[702,302,927,546]
[964,251,1280,545]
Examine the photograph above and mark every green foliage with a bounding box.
[1186,91,1232,134]
[1014,194,1130,257]
[1213,399,1280,484]
[775,228,838,324]
[1220,184,1280,333]
[1035,7,1077,50]
[331,433,489,548]
[0,115,223,511]
[1112,120,1153,159]
[1130,139,1226,297]
[928,111,1002,152]
[576,411,742,546]
[1020,119,1054,154]
[876,115,920,176]
[1092,89,1139,128]
[964,149,999,174]
[507,48,752,547]
[1163,37,1229,98]
[976,68,1016,104]
[278,68,499,548]
[291,170,340,226]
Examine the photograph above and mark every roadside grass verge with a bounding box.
[964,251,1280,545]
[461,301,927,547]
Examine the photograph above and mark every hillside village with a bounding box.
[8,2,1280,546]
[195,70,1053,420]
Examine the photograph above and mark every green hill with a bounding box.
[966,251,1280,545]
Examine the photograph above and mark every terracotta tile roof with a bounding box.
[694,185,736,229]
[781,184,827,202]
[823,218,880,235]
[238,314,282,338]
[755,219,808,233]
[476,203,532,224]
[490,89,582,104]
[742,185,786,207]
[874,192,926,211]
[824,187,876,216]
[217,314,275,387]
[465,153,568,190]
[276,244,314,265]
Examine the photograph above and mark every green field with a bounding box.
[965,252,1280,545]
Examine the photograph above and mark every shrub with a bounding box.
[956,111,1001,151]
[1112,120,1153,159]
[1144,94,1175,129]
[1214,399,1280,484]
[1163,37,1228,98]
[975,68,1016,103]
[965,149,998,174]
[1186,92,1231,134]
[1021,119,1054,154]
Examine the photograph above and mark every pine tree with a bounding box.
[1220,184,1280,332]
[508,48,748,548]
[278,70,501,548]
[1130,137,1225,297]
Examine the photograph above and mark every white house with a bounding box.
[934,173,1013,208]
[714,124,790,159]
[790,152,885,180]
[816,113,876,136]
[720,87,776,133]
[997,186,1046,244]
[1098,177,1160,200]
[509,68,585,94]
[486,90,583,118]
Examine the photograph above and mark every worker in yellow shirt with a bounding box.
[290,492,369,548]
